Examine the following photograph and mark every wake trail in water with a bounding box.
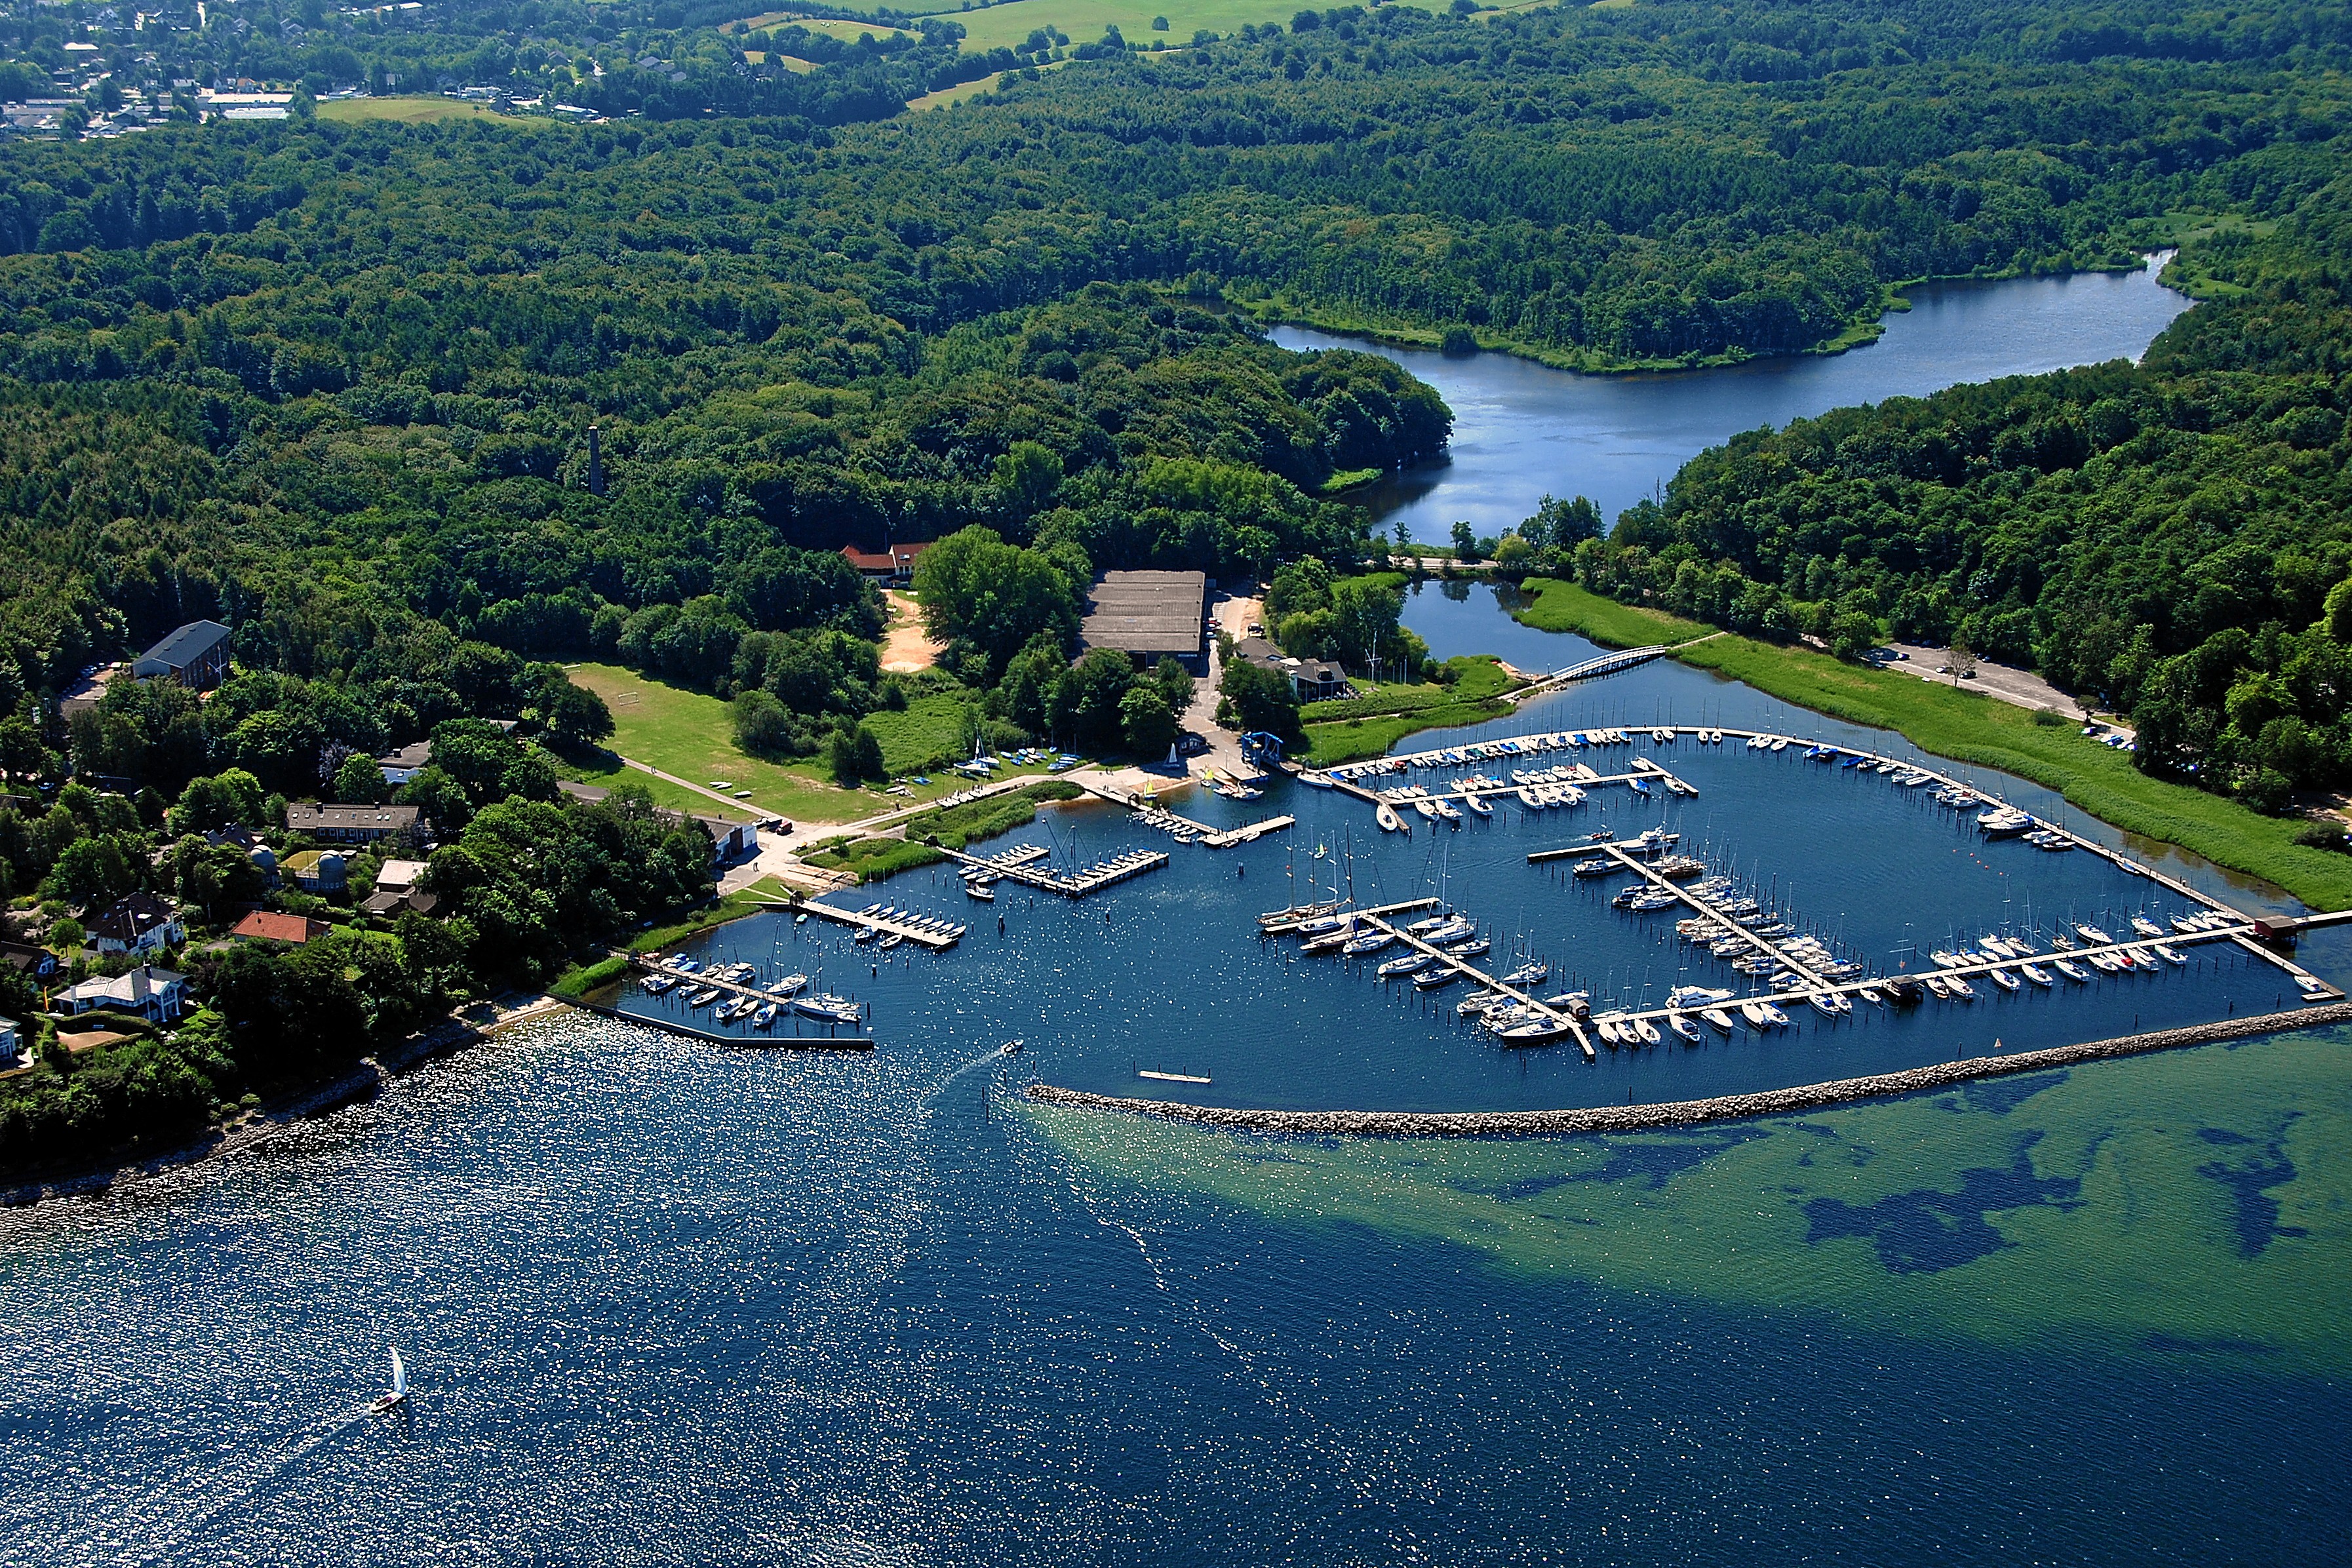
[61,1404,380,1568]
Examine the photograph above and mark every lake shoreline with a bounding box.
[1026,1000,2352,1137]
[0,999,570,1213]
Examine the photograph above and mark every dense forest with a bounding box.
[3,0,2352,1168]
[1561,172,2352,813]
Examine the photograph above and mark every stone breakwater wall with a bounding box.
[1025,1002,2352,1138]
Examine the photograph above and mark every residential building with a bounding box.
[375,740,433,785]
[0,1017,20,1068]
[1078,570,1209,674]
[840,541,932,585]
[361,887,441,919]
[1232,636,1354,701]
[282,850,348,892]
[284,802,422,844]
[231,911,328,945]
[373,858,428,893]
[55,964,187,1024]
[0,941,58,983]
[131,619,233,691]
[652,808,760,869]
[88,892,184,957]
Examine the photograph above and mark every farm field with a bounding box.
[316,95,507,124]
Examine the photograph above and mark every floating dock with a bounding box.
[1259,895,1438,935]
[935,843,1171,898]
[766,899,964,949]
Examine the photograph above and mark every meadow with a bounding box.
[568,663,1053,827]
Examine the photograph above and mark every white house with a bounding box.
[55,965,187,1025]
[88,892,184,958]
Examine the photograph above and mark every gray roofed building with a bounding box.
[285,802,423,844]
[131,619,233,691]
[1078,570,1209,673]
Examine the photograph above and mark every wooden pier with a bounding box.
[935,843,1171,898]
[623,954,876,1040]
[765,898,965,949]
[1266,904,1593,1057]
[1259,895,1438,934]
[1539,841,1837,990]
[1131,804,1295,848]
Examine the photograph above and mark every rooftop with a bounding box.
[286,802,421,833]
[231,911,324,944]
[1080,570,1207,657]
[136,618,231,671]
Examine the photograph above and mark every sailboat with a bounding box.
[370,1347,409,1413]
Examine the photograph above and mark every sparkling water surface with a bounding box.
[6,273,2347,1565]
[1276,254,2193,542]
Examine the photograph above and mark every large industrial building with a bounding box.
[1076,570,1209,674]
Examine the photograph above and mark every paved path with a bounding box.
[1885,642,2130,737]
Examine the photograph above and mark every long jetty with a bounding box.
[1024,1000,2352,1137]
[1354,911,1596,1059]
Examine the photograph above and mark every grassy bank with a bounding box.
[802,780,1086,883]
[627,882,800,954]
[1510,578,2352,910]
[1301,655,1519,767]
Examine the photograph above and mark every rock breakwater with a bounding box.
[1025,1002,2352,1137]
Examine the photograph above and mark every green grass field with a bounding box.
[1512,578,2352,910]
[317,96,508,125]
[569,663,1050,826]
[1300,655,1519,767]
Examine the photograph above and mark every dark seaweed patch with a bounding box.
[2197,1117,2308,1257]
[1802,1133,2082,1273]
[1488,1126,1773,1198]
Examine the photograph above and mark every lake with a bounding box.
[7,274,2347,1565]
[1274,254,2193,541]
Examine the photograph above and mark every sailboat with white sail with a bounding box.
[369,1347,409,1413]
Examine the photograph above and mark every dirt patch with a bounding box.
[881,591,943,674]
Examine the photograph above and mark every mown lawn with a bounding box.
[1510,578,2352,910]
[1300,655,1519,768]
[568,663,1049,825]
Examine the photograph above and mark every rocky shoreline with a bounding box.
[1024,1002,2352,1137]
[0,998,574,1211]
